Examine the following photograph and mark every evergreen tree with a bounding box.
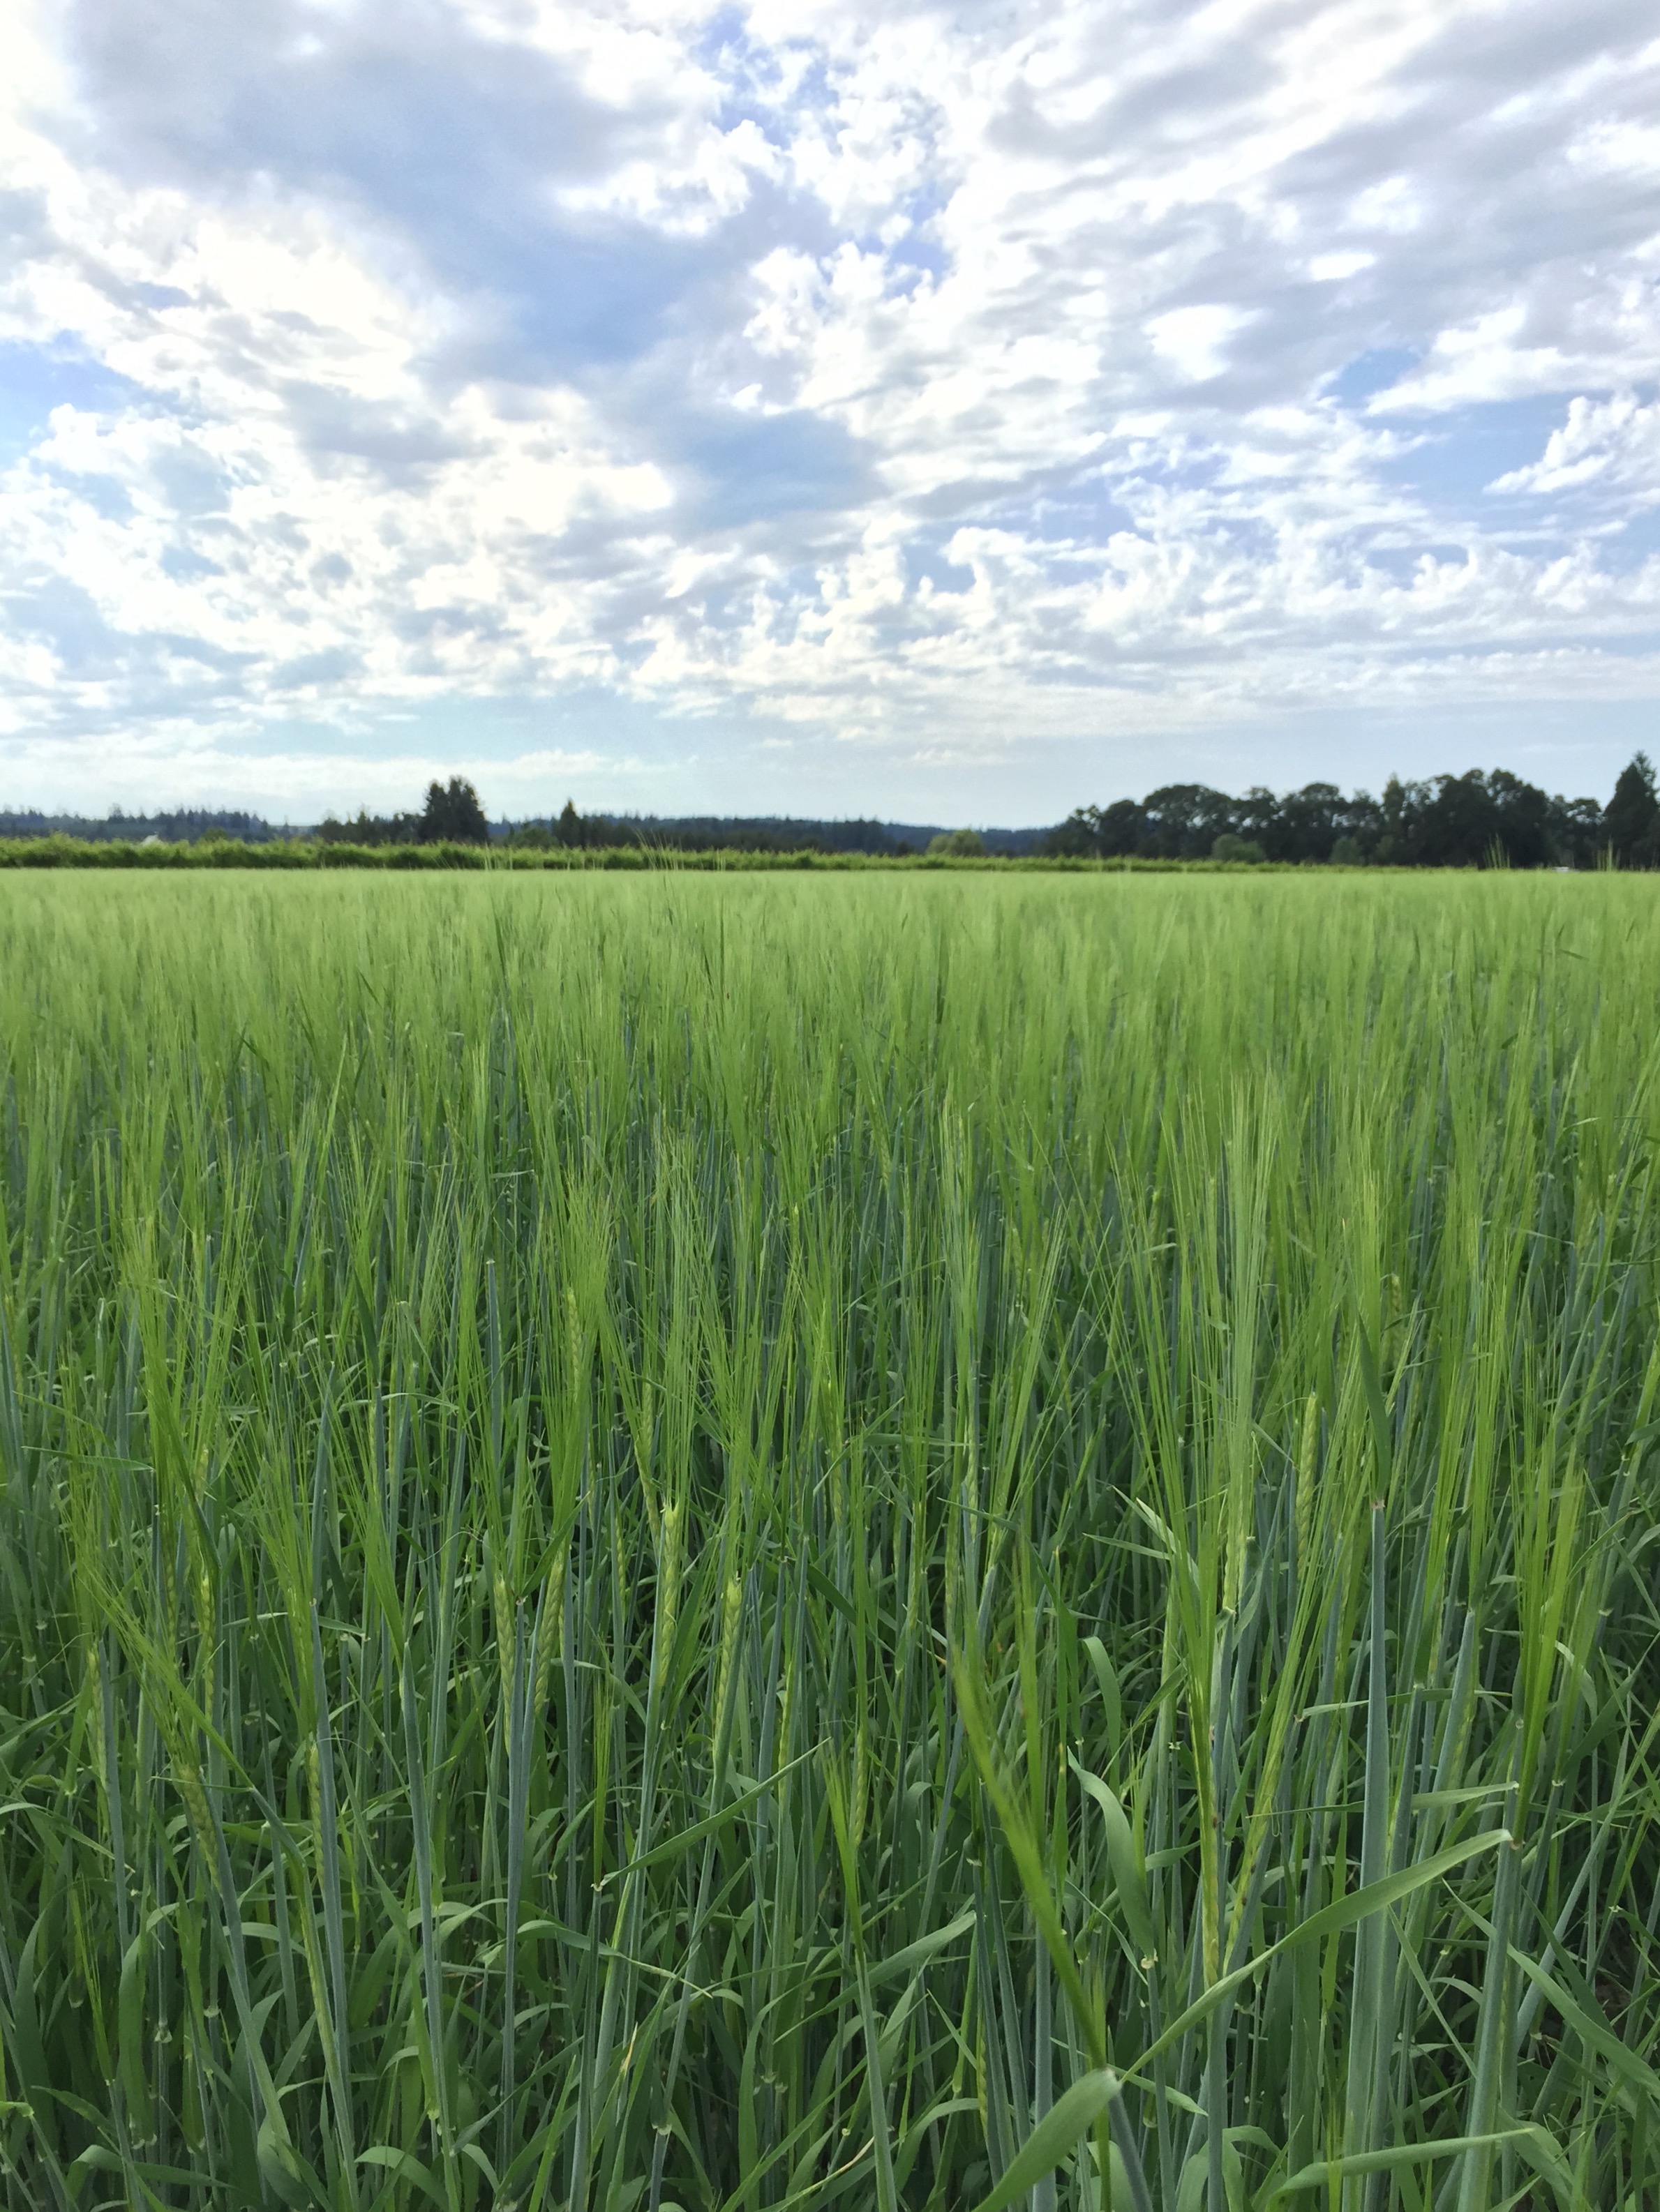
[419,777,490,845]
[1604,753,1660,868]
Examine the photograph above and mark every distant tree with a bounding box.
[316,808,419,847]
[419,778,490,845]
[1605,753,1660,868]
[1096,799,1148,857]
[1548,795,1606,870]
[1265,783,1351,863]
[1336,790,1384,861]
[1211,832,1266,864]
[1372,776,1416,864]
[1045,807,1101,858]
[1483,769,1553,868]
[557,798,587,848]
[1235,786,1283,853]
[1044,765,1606,869]
[1413,772,1500,866]
[1377,769,1553,868]
[927,828,986,857]
[1140,785,1238,859]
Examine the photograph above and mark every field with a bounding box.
[1,870,1657,2212]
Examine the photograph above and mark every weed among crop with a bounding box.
[0,871,1657,2209]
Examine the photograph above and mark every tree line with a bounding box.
[500,804,1040,855]
[320,793,983,854]
[0,806,286,844]
[13,755,1660,865]
[1045,755,1660,867]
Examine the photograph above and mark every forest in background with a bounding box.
[3,753,1659,864]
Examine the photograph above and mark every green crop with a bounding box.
[0,869,1657,2211]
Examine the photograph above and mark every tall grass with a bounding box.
[0,870,1657,2211]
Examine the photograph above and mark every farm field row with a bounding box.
[1,871,1657,2211]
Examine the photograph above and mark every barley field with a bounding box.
[1,871,1657,2212]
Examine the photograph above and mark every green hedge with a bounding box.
[0,834,1326,872]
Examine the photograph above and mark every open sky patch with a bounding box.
[1,0,1659,818]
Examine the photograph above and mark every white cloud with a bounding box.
[1490,391,1660,504]
[1146,306,1257,384]
[1308,251,1375,283]
[1,0,1659,816]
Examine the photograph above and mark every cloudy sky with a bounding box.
[1,0,1658,823]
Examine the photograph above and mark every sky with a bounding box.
[1,0,1658,825]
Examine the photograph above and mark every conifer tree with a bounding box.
[1605,752,1660,867]
[419,776,490,844]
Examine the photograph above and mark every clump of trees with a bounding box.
[507,799,601,850]
[316,778,491,847]
[1047,756,1660,868]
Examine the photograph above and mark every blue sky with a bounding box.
[1,0,1658,823]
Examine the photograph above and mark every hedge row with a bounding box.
[0,836,1294,873]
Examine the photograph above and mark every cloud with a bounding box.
[1146,306,1257,384]
[0,0,1659,816]
[1490,391,1660,506]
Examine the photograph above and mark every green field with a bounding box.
[1,871,1657,2211]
